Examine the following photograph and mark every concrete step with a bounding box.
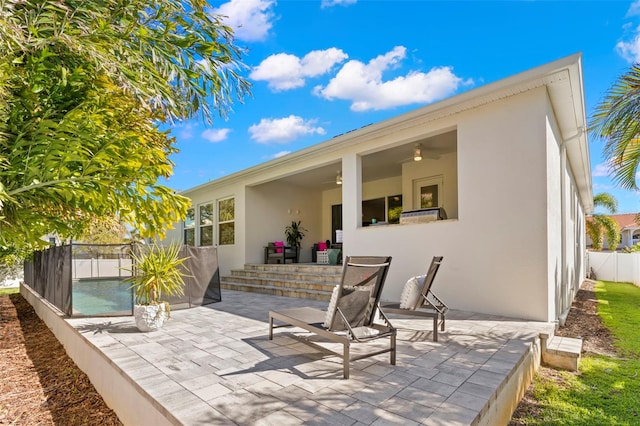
[243,263,342,274]
[541,334,582,371]
[221,281,332,301]
[222,275,336,292]
[229,269,342,284]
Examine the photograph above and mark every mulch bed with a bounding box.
[509,280,615,424]
[0,293,121,425]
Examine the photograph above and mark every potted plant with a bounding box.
[285,220,307,247]
[124,241,189,332]
[285,220,307,262]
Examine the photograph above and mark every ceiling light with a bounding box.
[336,171,342,185]
[414,144,422,161]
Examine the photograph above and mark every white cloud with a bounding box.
[628,0,640,17]
[616,26,640,63]
[250,48,348,91]
[201,128,231,143]
[212,0,275,42]
[592,162,612,177]
[249,115,326,143]
[273,150,291,158]
[313,46,471,111]
[173,122,195,139]
[321,0,357,8]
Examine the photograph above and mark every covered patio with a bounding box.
[24,284,554,425]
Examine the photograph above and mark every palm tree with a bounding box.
[591,65,640,190]
[586,193,621,251]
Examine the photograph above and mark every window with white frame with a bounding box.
[184,207,195,246]
[413,175,444,209]
[199,202,214,246]
[218,197,235,245]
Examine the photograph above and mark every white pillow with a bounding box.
[399,275,426,309]
[323,285,341,328]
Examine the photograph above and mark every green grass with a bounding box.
[0,287,19,295]
[521,281,640,425]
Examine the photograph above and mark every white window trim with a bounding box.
[217,196,235,246]
[413,175,444,210]
[198,201,214,246]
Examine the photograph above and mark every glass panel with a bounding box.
[199,203,213,226]
[362,198,385,226]
[184,228,195,246]
[420,185,439,208]
[218,198,234,222]
[200,226,213,246]
[185,207,195,228]
[219,222,235,245]
[387,194,403,224]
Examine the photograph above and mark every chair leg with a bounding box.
[343,343,350,379]
[269,316,274,340]
[441,314,445,331]
[390,335,396,365]
[433,316,438,342]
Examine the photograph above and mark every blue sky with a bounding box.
[164,0,640,214]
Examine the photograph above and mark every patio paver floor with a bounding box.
[67,290,554,425]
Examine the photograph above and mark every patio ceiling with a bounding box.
[276,130,457,191]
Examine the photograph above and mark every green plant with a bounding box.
[586,193,621,251]
[0,287,19,296]
[285,221,307,248]
[518,281,640,424]
[124,242,189,315]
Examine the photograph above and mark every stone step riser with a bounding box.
[221,282,331,302]
[243,264,342,274]
[222,277,335,291]
[229,270,342,284]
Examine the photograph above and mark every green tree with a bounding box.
[591,65,640,190]
[0,0,250,256]
[586,193,621,251]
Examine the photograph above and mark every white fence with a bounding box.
[73,258,133,280]
[587,251,640,286]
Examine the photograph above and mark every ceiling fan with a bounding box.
[397,143,441,163]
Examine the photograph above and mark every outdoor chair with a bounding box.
[381,256,448,342]
[269,256,395,379]
[264,242,298,264]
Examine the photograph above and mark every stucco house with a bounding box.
[165,53,592,324]
[587,213,640,251]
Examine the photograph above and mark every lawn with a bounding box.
[0,287,19,296]
[522,281,640,425]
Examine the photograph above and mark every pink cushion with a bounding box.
[274,241,284,253]
[318,242,327,251]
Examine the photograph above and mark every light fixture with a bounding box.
[336,170,342,185]
[413,143,422,161]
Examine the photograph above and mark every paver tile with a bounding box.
[63,290,554,426]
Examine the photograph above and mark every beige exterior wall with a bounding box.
[166,56,590,322]
[245,181,322,264]
[345,88,551,321]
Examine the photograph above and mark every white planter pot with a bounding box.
[134,304,167,332]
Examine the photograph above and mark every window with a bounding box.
[362,198,385,226]
[413,175,443,209]
[387,194,403,224]
[199,202,214,246]
[362,194,403,226]
[218,197,235,245]
[184,207,195,246]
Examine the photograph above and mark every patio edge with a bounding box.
[20,283,178,426]
[476,335,543,426]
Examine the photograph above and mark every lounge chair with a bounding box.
[269,256,395,379]
[381,256,448,342]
